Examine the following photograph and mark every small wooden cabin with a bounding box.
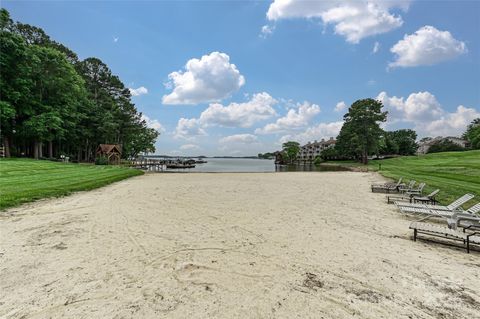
[96,144,122,164]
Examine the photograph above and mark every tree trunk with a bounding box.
[38,142,43,158]
[34,141,39,159]
[3,136,11,157]
[48,141,53,158]
[362,149,368,165]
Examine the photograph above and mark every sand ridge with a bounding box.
[0,172,479,318]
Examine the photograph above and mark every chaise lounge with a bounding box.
[399,200,480,219]
[410,221,480,253]
[371,177,403,193]
[387,189,439,205]
[394,193,474,213]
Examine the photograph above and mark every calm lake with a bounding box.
[155,158,349,173]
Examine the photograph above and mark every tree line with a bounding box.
[0,9,158,161]
[280,98,479,164]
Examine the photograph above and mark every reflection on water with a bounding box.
[154,157,350,173]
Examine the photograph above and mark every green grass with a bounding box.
[368,151,480,206]
[0,158,143,210]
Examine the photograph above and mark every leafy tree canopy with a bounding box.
[463,118,480,149]
[335,98,387,164]
[282,141,300,164]
[0,8,159,160]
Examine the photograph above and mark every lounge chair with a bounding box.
[398,180,416,194]
[394,193,474,212]
[405,183,425,196]
[398,199,480,219]
[447,206,480,230]
[410,220,480,253]
[387,189,439,205]
[410,189,440,204]
[371,177,403,193]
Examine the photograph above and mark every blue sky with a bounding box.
[4,0,480,156]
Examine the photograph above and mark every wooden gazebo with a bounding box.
[96,144,122,164]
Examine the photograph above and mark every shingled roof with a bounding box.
[97,144,121,154]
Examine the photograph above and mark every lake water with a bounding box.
[157,158,349,173]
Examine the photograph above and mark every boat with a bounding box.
[166,163,195,169]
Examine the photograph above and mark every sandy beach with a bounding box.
[0,172,479,318]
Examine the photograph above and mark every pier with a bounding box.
[128,158,198,172]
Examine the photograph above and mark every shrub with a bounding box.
[313,156,324,166]
[95,155,109,165]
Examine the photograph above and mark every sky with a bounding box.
[4,0,480,156]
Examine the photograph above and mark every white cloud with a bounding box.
[130,86,148,96]
[219,134,259,144]
[334,101,347,112]
[141,114,164,132]
[199,92,277,128]
[180,144,200,150]
[256,101,320,134]
[266,0,409,43]
[372,41,380,54]
[425,106,480,136]
[162,52,245,105]
[113,37,119,43]
[261,24,276,38]
[389,26,467,68]
[279,121,344,144]
[173,118,207,140]
[377,91,479,136]
[377,91,443,123]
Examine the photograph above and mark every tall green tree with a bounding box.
[379,129,417,155]
[463,118,480,149]
[282,141,300,164]
[0,9,159,160]
[336,98,387,164]
[392,129,417,155]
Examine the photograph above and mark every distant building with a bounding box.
[416,136,468,154]
[298,137,336,161]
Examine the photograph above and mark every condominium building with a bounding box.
[298,137,336,161]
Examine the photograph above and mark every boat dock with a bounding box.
[128,158,202,171]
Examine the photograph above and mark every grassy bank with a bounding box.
[323,150,480,206]
[0,158,143,210]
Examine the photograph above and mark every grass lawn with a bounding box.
[0,158,143,210]
[322,150,480,207]
[368,150,480,206]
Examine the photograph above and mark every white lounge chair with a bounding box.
[399,200,480,218]
[447,203,480,226]
[394,193,474,212]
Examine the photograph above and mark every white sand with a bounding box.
[1,172,479,318]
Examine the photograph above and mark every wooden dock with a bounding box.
[127,158,196,172]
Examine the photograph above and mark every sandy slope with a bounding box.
[0,172,479,318]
